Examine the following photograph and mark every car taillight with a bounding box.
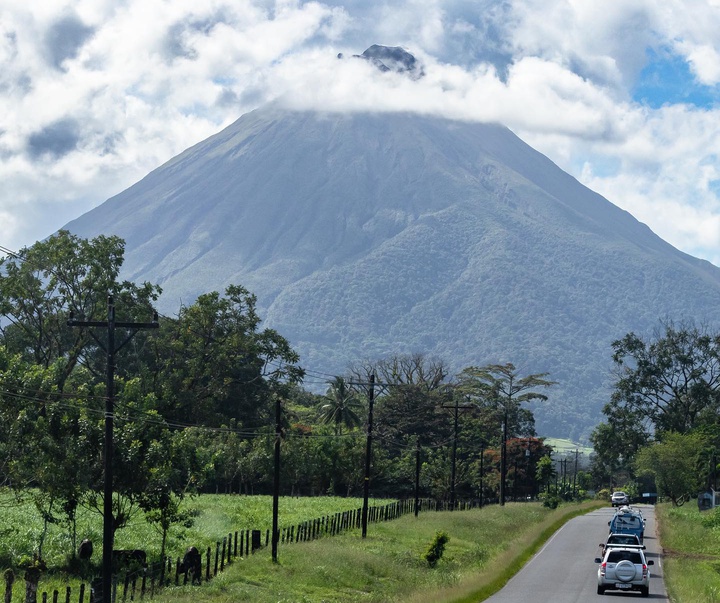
[600,562,607,577]
[642,564,647,578]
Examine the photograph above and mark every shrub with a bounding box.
[596,488,611,502]
[541,494,561,509]
[701,507,720,529]
[423,531,450,567]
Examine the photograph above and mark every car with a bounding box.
[611,491,630,506]
[608,508,645,542]
[594,546,654,596]
[600,533,645,553]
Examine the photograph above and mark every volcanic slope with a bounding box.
[63,103,720,439]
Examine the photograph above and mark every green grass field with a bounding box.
[0,492,397,567]
[543,437,593,458]
[0,492,602,603]
[657,502,720,602]
[7,494,714,602]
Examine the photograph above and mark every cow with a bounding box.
[112,549,147,572]
[78,539,93,560]
[177,546,202,585]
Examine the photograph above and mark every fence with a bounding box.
[6,497,484,603]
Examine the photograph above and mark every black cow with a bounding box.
[78,539,93,560]
[177,546,202,585]
[112,549,147,572]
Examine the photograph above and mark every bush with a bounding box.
[701,507,720,529]
[423,531,450,567]
[541,494,561,509]
[596,488,611,502]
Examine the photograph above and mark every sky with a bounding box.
[2,0,720,265]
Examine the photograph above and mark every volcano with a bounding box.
[63,88,720,440]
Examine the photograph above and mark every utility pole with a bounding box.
[442,396,473,510]
[414,437,421,517]
[573,449,579,497]
[451,400,458,509]
[361,373,375,538]
[479,441,485,508]
[68,296,158,603]
[272,395,282,563]
[500,405,508,506]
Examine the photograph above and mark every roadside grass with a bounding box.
[1,492,602,603]
[149,500,603,603]
[657,502,720,602]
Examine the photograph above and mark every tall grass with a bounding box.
[0,491,393,601]
[657,502,720,602]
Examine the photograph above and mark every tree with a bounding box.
[140,427,205,561]
[318,377,364,435]
[610,321,720,435]
[148,285,304,428]
[634,432,709,505]
[369,354,452,446]
[456,363,556,504]
[589,405,650,486]
[536,454,557,493]
[0,348,101,558]
[0,230,160,391]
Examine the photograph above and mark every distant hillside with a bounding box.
[63,102,720,441]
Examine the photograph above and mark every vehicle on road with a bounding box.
[609,507,645,542]
[611,491,630,506]
[594,546,654,596]
[600,533,644,553]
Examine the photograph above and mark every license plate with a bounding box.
[615,583,632,589]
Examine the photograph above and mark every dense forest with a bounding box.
[0,232,588,560]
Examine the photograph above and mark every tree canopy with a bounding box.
[0,232,567,563]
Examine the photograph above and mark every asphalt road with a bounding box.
[483,505,669,602]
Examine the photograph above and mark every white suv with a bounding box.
[611,491,629,507]
[594,546,654,596]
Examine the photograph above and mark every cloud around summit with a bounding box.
[1,1,719,265]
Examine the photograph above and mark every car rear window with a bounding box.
[614,516,641,527]
[607,551,642,564]
[608,536,637,545]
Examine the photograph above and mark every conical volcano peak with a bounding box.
[338,44,424,79]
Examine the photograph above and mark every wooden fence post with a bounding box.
[4,569,15,603]
[251,531,261,553]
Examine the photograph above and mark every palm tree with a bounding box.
[457,363,556,505]
[319,376,364,435]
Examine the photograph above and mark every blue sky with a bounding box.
[634,47,719,108]
[1,0,719,266]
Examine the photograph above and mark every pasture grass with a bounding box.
[657,502,720,602]
[0,491,393,601]
[0,493,602,603]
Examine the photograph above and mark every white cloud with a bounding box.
[1,0,720,271]
[682,44,720,86]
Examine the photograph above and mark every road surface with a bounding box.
[484,505,668,602]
